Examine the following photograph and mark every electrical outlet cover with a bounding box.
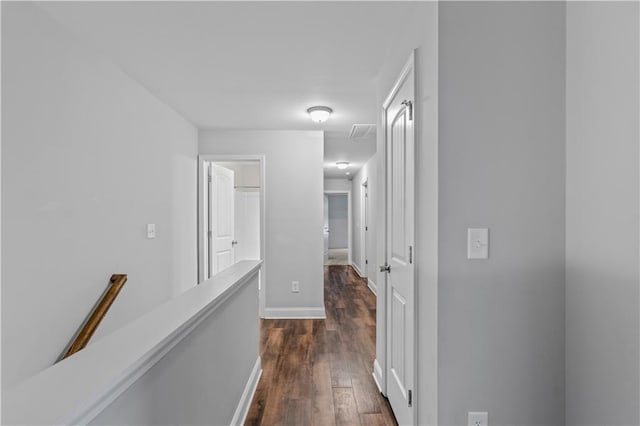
[468,411,488,426]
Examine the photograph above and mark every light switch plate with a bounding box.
[467,228,489,259]
[468,411,488,426]
[147,223,156,239]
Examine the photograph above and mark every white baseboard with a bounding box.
[230,357,262,426]
[351,263,365,277]
[264,307,326,319]
[372,359,383,394]
[367,279,377,296]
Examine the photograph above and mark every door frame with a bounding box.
[375,51,417,423]
[198,154,266,317]
[361,179,369,279]
[323,190,352,266]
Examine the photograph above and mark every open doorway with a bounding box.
[198,155,266,316]
[323,191,352,266]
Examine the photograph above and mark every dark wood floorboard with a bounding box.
[245,265,397,426]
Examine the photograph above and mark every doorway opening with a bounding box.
[323,191,352,266]
[198,155,266,317]
[360,179,369,279]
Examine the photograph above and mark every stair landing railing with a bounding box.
[61,274,128,360]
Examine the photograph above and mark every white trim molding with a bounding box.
[230,357,262,426]
[264,307,326,319]
[351,262,365,278]
[372,359,384,394]
[367,279,377,296]
[198,154,267,318]
[324,189,353,265]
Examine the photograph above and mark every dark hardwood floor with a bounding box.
[245,265,397,426]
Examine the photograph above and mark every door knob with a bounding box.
[231,240,238,246]
[379,264,391,273]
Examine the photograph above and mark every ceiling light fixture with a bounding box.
[336,161,349,170]
[307,106,333,123]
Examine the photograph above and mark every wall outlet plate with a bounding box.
[468,411,488,426]
[291,281,300,293]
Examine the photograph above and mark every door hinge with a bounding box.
[408,389,412,407]
[208,230,212,238]
[365,259,368,265]
[401,100,413,121]
[208,174,212,183]
[409,246,413,264]
[366,226,368,231]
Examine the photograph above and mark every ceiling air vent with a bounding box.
[349,124,376,140]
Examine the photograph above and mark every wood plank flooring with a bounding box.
[245,265,397,426]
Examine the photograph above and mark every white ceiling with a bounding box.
[37,1,417,178]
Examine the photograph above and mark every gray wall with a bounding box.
[438,3,566,424]
[199,130,325,316]
[2,2,198,389]
[565,2,640,424]
[327,194,348,249]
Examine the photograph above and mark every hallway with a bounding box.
[246,266,397,425]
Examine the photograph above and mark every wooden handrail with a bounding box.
[62,274,128,360]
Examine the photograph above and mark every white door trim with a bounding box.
[377,50,417,424]
[198,154,266,318]
[324,190,353,266]
[361,179,369,278]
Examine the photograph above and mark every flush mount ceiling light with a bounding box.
[307,106,333,123]
[336,161,350,170]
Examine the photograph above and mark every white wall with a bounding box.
[199,130,324,316]
[324,178,351,192]
[437,3,566,424]
[327,194,348,249]
[565,2,640,424]
[351,155,377,281]
[217,161,260,188]
[2,2,198,390]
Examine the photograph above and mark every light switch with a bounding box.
[147,223,156,239]
[467,228,488,259]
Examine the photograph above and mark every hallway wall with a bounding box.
[565,2,640,423]
[199,130,325,317]
[437,3,566,424]
[2,2,198,389]
[324,178,351,192]
[351,156,377,282]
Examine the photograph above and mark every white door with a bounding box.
[383,56,415,425]
[323,195,329,263]
[209,164,235,276]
